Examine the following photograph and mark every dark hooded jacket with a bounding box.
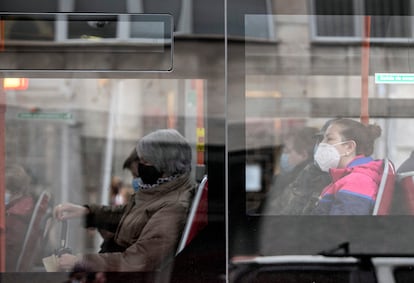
[262,162,331,215]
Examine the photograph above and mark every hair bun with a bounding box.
[366,123,382,140]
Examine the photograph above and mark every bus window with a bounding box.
[228,6,414,265]
[0,5,226,282]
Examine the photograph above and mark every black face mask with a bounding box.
[138,163,163,184]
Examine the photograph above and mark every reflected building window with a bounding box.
[1,0,277,42]
[310,0,412,43]
[5,16,55,41]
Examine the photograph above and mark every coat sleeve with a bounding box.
[80,202,188,272]
[84,204,126,232]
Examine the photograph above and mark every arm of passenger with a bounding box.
[84,204,127,232]
[81,203,188,272]
[329,190,374,215]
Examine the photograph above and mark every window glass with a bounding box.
[228,8,414,260]
[2,78,208,274]
[0,0,227,281]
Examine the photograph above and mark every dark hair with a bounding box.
[110,176,123,196]
[285,126,319,159]
[122,148,139,170]
[6,164,31,194]
[332,118,382,156]
[315,118,342,143]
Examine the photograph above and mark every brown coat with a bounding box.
[82,173,195,272]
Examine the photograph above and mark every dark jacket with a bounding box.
[261,162,331,215]
[81,173,195,272]
[313,156,383,215]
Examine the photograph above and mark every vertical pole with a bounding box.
[361,16,371,125]
[101,81,118,206]
[167,91,176,129]
[195,80,205,166]
[0,79,6,272]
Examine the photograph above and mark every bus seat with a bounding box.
[396,171,414,214]
[15,190,52,271]
[176,175,208,255]
[372,159,396,215]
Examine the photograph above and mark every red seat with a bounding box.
[372,159,396,215]
[176,175,208,255]
[396,171,414,214]
[15,190,52,271]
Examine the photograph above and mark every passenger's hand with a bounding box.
[57,253,78,271]
[54,203,88,220]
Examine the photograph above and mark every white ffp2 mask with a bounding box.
[314,142,347,172]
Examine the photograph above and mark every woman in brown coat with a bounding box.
[54,129,195,272]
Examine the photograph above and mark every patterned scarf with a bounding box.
[139,174,181,190]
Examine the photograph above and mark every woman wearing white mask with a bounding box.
[313,118,383,215]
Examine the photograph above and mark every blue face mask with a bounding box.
[280,153,294,173]
[5,191,10,205]
[132,178,142,192]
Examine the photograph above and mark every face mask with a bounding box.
[314,142,347,172]
[280,153,294,173]
[5,191,10,205]
[132,178,142,192]
[138,163,163,185]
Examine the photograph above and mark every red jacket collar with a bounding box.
[329,156,383,182]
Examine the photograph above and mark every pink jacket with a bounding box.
[313,156,384,215]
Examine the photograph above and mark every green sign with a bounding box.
[375,73,414,84]
[17,112,72,120]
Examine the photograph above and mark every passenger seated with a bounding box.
[5,164,35,271]
[312,118,383,215]
[261,125,331,215]
[53,129,196,272]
